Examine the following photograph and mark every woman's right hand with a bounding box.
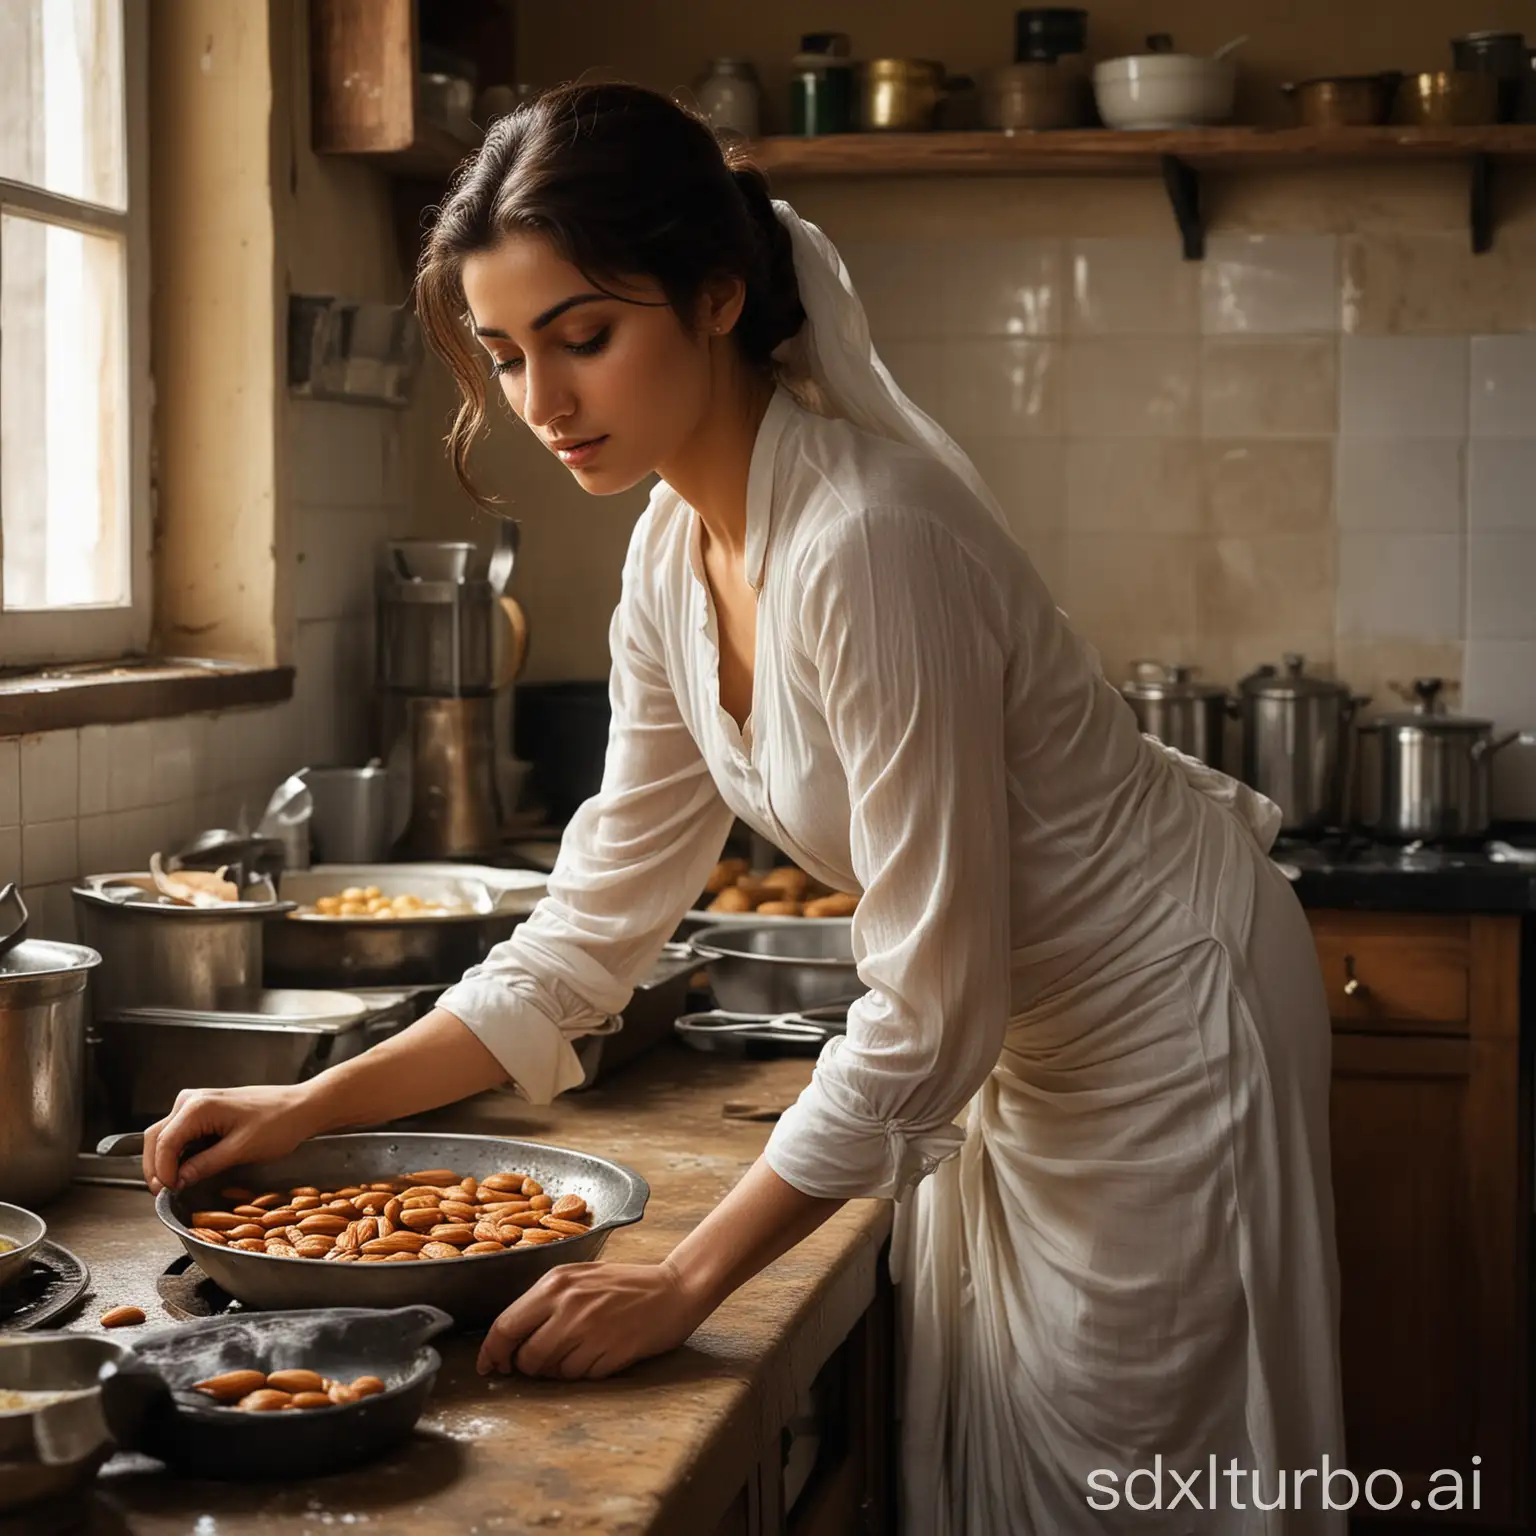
[141,1084,324,1195]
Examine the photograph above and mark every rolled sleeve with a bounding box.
[764,505,1013,1200]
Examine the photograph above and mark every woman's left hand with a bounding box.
[477,1259,709,1379]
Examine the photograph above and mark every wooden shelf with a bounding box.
[751,125,1536,259]
[352,120,479,179]
[750,125,1536,176]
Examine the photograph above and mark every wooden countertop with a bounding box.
[36,1044,893,1534]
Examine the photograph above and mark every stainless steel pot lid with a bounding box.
[0,940,101,980]
[1238,652,1347,699]
[1120,659,1227,700]
[1366,678,1492,734]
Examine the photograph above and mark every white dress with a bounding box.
[439,385,1347,1534]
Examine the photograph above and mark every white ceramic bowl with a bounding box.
[1093,54,1236,129]
[0,1203,46,1292]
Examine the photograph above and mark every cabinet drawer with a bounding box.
[1309,912,1469,1030]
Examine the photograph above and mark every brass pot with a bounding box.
[858,58,946,130]
[1281,73,1400,127]
[982,61,1089,129]
[1393,70,1499,125]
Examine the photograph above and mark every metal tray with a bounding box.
[151,1131,648,1323]
[572,943,701,1089]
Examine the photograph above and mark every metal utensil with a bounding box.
[0,1202,46,1292]
[0,941,101,1208]
[688,919,864,1015]
[149,1131,649,1322]
[0,885,28,962]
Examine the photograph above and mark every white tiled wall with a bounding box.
[833,229,1536,817]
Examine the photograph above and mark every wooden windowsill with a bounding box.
[0,658,294,736]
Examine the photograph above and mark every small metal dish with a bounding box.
[0,1205,46,1294]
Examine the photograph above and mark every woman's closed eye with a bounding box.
[490,326,612,376]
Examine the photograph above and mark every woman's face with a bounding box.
[462,232,738,495]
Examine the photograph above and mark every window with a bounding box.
[0,0,148,666]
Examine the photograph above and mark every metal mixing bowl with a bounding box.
[157,1132,648,1323]
[688,919,864,1014]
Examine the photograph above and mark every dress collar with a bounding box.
[743,385,796,592]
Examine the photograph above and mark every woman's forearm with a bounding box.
[301,1007,512,1133]
[663,1156,845,1314]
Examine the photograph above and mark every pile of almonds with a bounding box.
[187,1168,592,1263]
[192,1367,386,1412]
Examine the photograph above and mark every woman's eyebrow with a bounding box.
[474,292,608,339]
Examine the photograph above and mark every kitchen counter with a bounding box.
[1276,836,1536,914]
[29,1044,893,1535]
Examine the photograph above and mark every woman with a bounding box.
[145,84,1345,1533]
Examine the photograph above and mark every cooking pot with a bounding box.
[1281,73,1400,127]
[857,59,947,130]
[1119,660,1230,772]
[1393,70,1498,126]
[1359,678,1536,841]
[0,940,100,1207]
[1238,654,1367,835]
[689,920,863,1015]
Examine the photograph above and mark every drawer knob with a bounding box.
[1342,954,1368,999]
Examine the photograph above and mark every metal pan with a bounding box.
[97,1304,451,1480]
[136,1131,647,1323]
[688,919,863,1014]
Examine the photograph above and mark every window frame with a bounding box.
[0,0,150,667]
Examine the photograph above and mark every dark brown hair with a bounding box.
[415,81,805,504]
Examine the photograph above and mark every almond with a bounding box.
[521,1177,543,1197]
[473,1219,504,1245]
[478,1199,531,1217]
[190,1211,242,1232]
[325,1200,362,1220]
[539,1217,589,1236]
[250,1192,283,1209]
[399,1186,447,1202]
[328,1383,362,1404]
[100,1306,146,1327]
[332,1225,361,1256]
[439,1200,477,1223]
[527,1195,554,1212]
[458,1175,478,1197]
[289,1186,321,1198]
[267,1369,326,1395]
[517,1228,561,1245]
[219,1186,255,1204]
[289,1195,323,1211]
[193,1369,267,1401]
[384,1251,419,1262]
[352,1189,390,1211]
[427,1224,476,1246]
[333,1252,360,1263]
[420,1241,463,1260]
[400,1207,442,1232]
[550,1195,588,1222]
[290,1392,333,1410]
[350,1376,387,1397]
[231,1238,268,1252]
[480,1172,525,1193]
[500,1210,548,1229]
[294,1236,335,1259]
[264,1240,298,1257]
[356,1254,389,1263]
[296,1214,348,1236]
[376,1213,395,1239]
[236,1389,292,1412]
[361,1230,427,1255]
[260,1206,301,1229]
[335,1185,364,1198]
[463,1241,504,1255]
[227,1223,265,1240]
[366,1181,398,1192]
[404,1169,458,1186]
[383,1196,402,1223]
[354,1216,380,1244]
[231,1204,267,1219]
[189,1227,229,1245]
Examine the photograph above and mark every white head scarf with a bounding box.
[767,200,1013,538]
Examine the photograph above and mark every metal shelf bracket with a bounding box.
[1160,153,1204,261]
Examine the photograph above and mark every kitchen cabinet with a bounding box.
[1312,911,1529,1529]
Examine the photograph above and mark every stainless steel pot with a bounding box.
[1238,654,1367,835]
[1359,678,1536,841]
[1120,660,1231,771]
[0,941,100,1208]
[72,877,292,1018]
[689,920,864,1015]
